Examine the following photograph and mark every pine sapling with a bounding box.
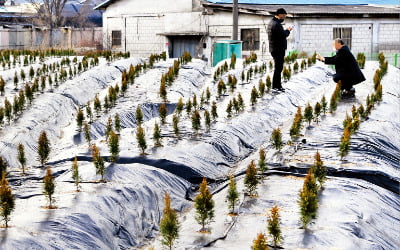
[38,131,50,166]
[194,178,215,232]
[76,107,84,131]
[271,128,283,151]
[83,122,91,146]
[211,102,218,121]
[172,115,180,138]
[114,113,121,133]
[160,192,180,250]
[267,205,283,248]
[136,125,147,154]
[136,106,144,125]
[105,117,113,140]
[252,233,268,250]
[258,148,267,173]
[108,131,119,162]
[17,143,26,174]
[298,169,318,229]
[92,144,105,181]
[175,97,184,116]
[71,157,81,191]
[250,86,258,106]
[43,166,56,208]
[304,103,313,126]
[321,95,327,115]
[191,109,201,134]
[0,172,15,227]
[226,175,239,215]
[244,160,258,197]
[204,110,211,132]
[311,151,326,188]
[226,100,233,118]
[153,122,162,146]
[159,103,167,124]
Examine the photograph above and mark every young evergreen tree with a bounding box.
[311,151,326,187]
[0,172,15,227]
[76,107,85,131]
[43,166,55,208]
[136,125,147,154]
[192,94,198,109]
[298,170,318,229]
[244,160,258,196]
[175,97,184,116]
[94,94,102,115]
[172,115,180,138]
[191,109,201,134]
[160,80,167,102]
[4,98,12,124]
[250,86,258,106]
[226,175,239,215]
[159,103,167,124]
[226,100,233,118]
[267,205,283,248]
[194,178,215,232]
[92,144,105,182]
[159,192,180,250]
[237,93,245,111]
[206,87,211,103]
[304,103,313,126]
[204,110,211,132]
[321,95,328,115]
[13,71,18,89]
[339,127,351,160]
[105,117,113,140]
[271,128,283,151]
[258,148,267,173]
[108,131,119,162]
[211,102,218,121]
[83,122,91,146]
[252,233,268,250]
[71,157,81,192]
[38,131,50,166]
[86,102,93,123]
[153,122,162,146]
[17,143,27,174]
[114,113,121,133]
[136,106,144,125]
[314,102,321,123]
[185,99,192,116]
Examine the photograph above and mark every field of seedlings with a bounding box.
[0,49,398,249]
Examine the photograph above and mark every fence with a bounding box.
[0,27,103,52]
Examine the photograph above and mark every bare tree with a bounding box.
[30,0,68,46]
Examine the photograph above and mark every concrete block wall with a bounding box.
[379,23,400,53]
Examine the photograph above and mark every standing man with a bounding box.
[317,38,365,97]
[268,8,293,92]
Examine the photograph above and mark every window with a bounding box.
[241,28,260,51]
[111,30,122,46]
[333,27,352,49]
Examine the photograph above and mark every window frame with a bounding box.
[333,27,352,49]
[241,28,260,51]
[111,30,122,47]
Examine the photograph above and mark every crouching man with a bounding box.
[317,38,365,97]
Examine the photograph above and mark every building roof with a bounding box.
[94,0,115,10]
[207,0,400,5]
[203,1,400,16]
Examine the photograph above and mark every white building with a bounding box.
[95,0,400,65]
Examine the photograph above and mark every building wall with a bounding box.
[296,18,400,57]
[379,23,400,53]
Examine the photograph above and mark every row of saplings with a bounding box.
[0,51,130,127]
[155,144,327,249]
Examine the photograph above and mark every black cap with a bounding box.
[276,8,287,15]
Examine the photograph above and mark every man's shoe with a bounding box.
[277,87,285,92]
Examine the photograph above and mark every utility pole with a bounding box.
[233,0,238,40]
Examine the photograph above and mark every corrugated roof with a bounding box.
[207,0,400,5]
[203,2,400,15]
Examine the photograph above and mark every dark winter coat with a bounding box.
[324,45,366,86]
[267,17,291,54]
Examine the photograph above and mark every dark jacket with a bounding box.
[268,17,290,54]
[324,45,366,85]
